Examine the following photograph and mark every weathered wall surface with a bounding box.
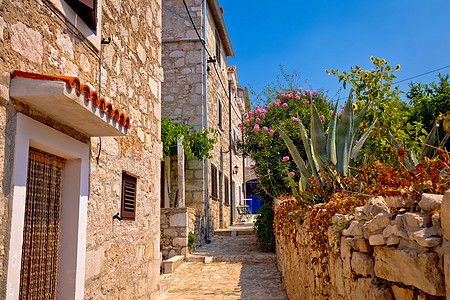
[160,207,203,259]
[276,192,450,299]
[0,0,163,298]
[161,0,235,232]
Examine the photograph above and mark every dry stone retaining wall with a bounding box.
[161,207,203,260]
[276,191,450,299]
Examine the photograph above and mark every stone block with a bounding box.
[383,224,399,238]
[173,237,187,247]
[163,228,178,237]
[441,190,450,240]
[343,220,364,237]
[351,237,373,253]
[386,236,400,246]
[204,256,213,264]
[366,212,394,233]
[11,22,43,64]
[385,190,415,208]
[431,213,441,230]
[411,227,441,248]
[419,193,443,213]
[391,285,415,300]
[444,253,450,297]
[369,234,386,246]
[163,255,184,274]
[374,247,445,296]
[169,213,188,227]
[404,212,431,228]
[85,247,105,280]
[349,277,394,300]
[351,252,373,276]
[363,196,390,219]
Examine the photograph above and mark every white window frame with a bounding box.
[47,0,102,51]
[6,113,90,300]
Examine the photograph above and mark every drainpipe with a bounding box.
[203,0,211,243]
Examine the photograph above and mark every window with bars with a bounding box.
[211,164,218,200]
[64,0,97,32]
[224,176,229,206]
[215,30,221,67]
[121,171,138,220]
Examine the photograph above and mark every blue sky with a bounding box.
[221,0,450,104]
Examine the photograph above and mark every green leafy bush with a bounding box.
[254,191,275,252]
[161,117,217,160]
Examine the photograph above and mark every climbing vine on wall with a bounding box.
[161,117,217,160]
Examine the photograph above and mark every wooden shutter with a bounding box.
[211,164,218,200]
[224,176,229,205]
[160,162,165,208]
[215,30,221,67]
[121,171,138,220]
[64,0,97,32]
[218,100,222,130]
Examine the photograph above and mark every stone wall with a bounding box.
[275,191,450,299]
[0,0,163,298]
[161,0,236,232]
[160,207,203,259]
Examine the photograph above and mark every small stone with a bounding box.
[362,196,390,220]
[351,237,373,253]
[441,190,450,240]
[391,285,415,300]
[419,193,443,212]
[383,224,399,238]
[354,206,368,221]
[366,212,394,233]
[351,252,374,276]
[394,214,404,227]
[432,213,441,230]
[385,190,415,208]
[173,238,187,247]
[11,22,43,64]
[386,236,400,246]
[369,234,386,246]
[411,228,441,248]
[404,212,431,228]
[343,220,364,237]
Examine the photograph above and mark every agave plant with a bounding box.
[280,92,377,194]
[389,125,450,171]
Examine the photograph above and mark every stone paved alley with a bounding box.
[159,224,287,299]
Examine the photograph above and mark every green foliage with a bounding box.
[327,57,425,161]
[280,93,376,197]
[187,231,196,251]
[161,118,217,160]
[254,192,275,252]
[406,73,450,148]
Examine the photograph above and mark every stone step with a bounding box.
[186,253,277,264]
[158,277,171,295]
[162,255,185,274]
[214,229,255,236]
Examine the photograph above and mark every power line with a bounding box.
[392,65,450,84]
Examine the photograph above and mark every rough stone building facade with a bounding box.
[161,0,246,243]
[0,0,163,298]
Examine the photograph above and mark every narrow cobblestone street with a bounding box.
[159,224,287,300]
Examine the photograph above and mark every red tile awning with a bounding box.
[10,71,131,137]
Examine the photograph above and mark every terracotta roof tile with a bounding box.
[11,71,131,129]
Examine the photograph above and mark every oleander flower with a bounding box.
[289,172,295,176]
[254,124,260,130]
[291,117,298,121]
[319,115,324,120]
[282,156,289,161]
[269,129,274,134]
[282,103,288,107]
[263,126,268,132]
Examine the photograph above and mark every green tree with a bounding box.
[406,73,450,147]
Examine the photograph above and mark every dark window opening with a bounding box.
[211,164,218,200]
[224,176,229,206]
[215,30,221,67]
[218,100,222,130]
[64,0,97,33]
[121,171,138,220]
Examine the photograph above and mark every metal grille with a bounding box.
[19,148,65,300]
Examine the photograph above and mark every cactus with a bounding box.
[280,92,376,191]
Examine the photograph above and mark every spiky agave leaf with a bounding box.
[279,129,310,182]
[295,117,322,186]
[421,125,437,162]
[335,93,354,176]
[350,118,377,160]
[327,101,339,166]
[310,105,327,164]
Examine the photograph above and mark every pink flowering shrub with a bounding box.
[237,83,332,197]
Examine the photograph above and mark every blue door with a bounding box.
[245,181,261,214]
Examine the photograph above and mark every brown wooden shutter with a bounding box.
[211,164,218,200]
[215,30,221,67]
[218,100,222,130]
[224,176,229,205]
[121,171,138,220]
